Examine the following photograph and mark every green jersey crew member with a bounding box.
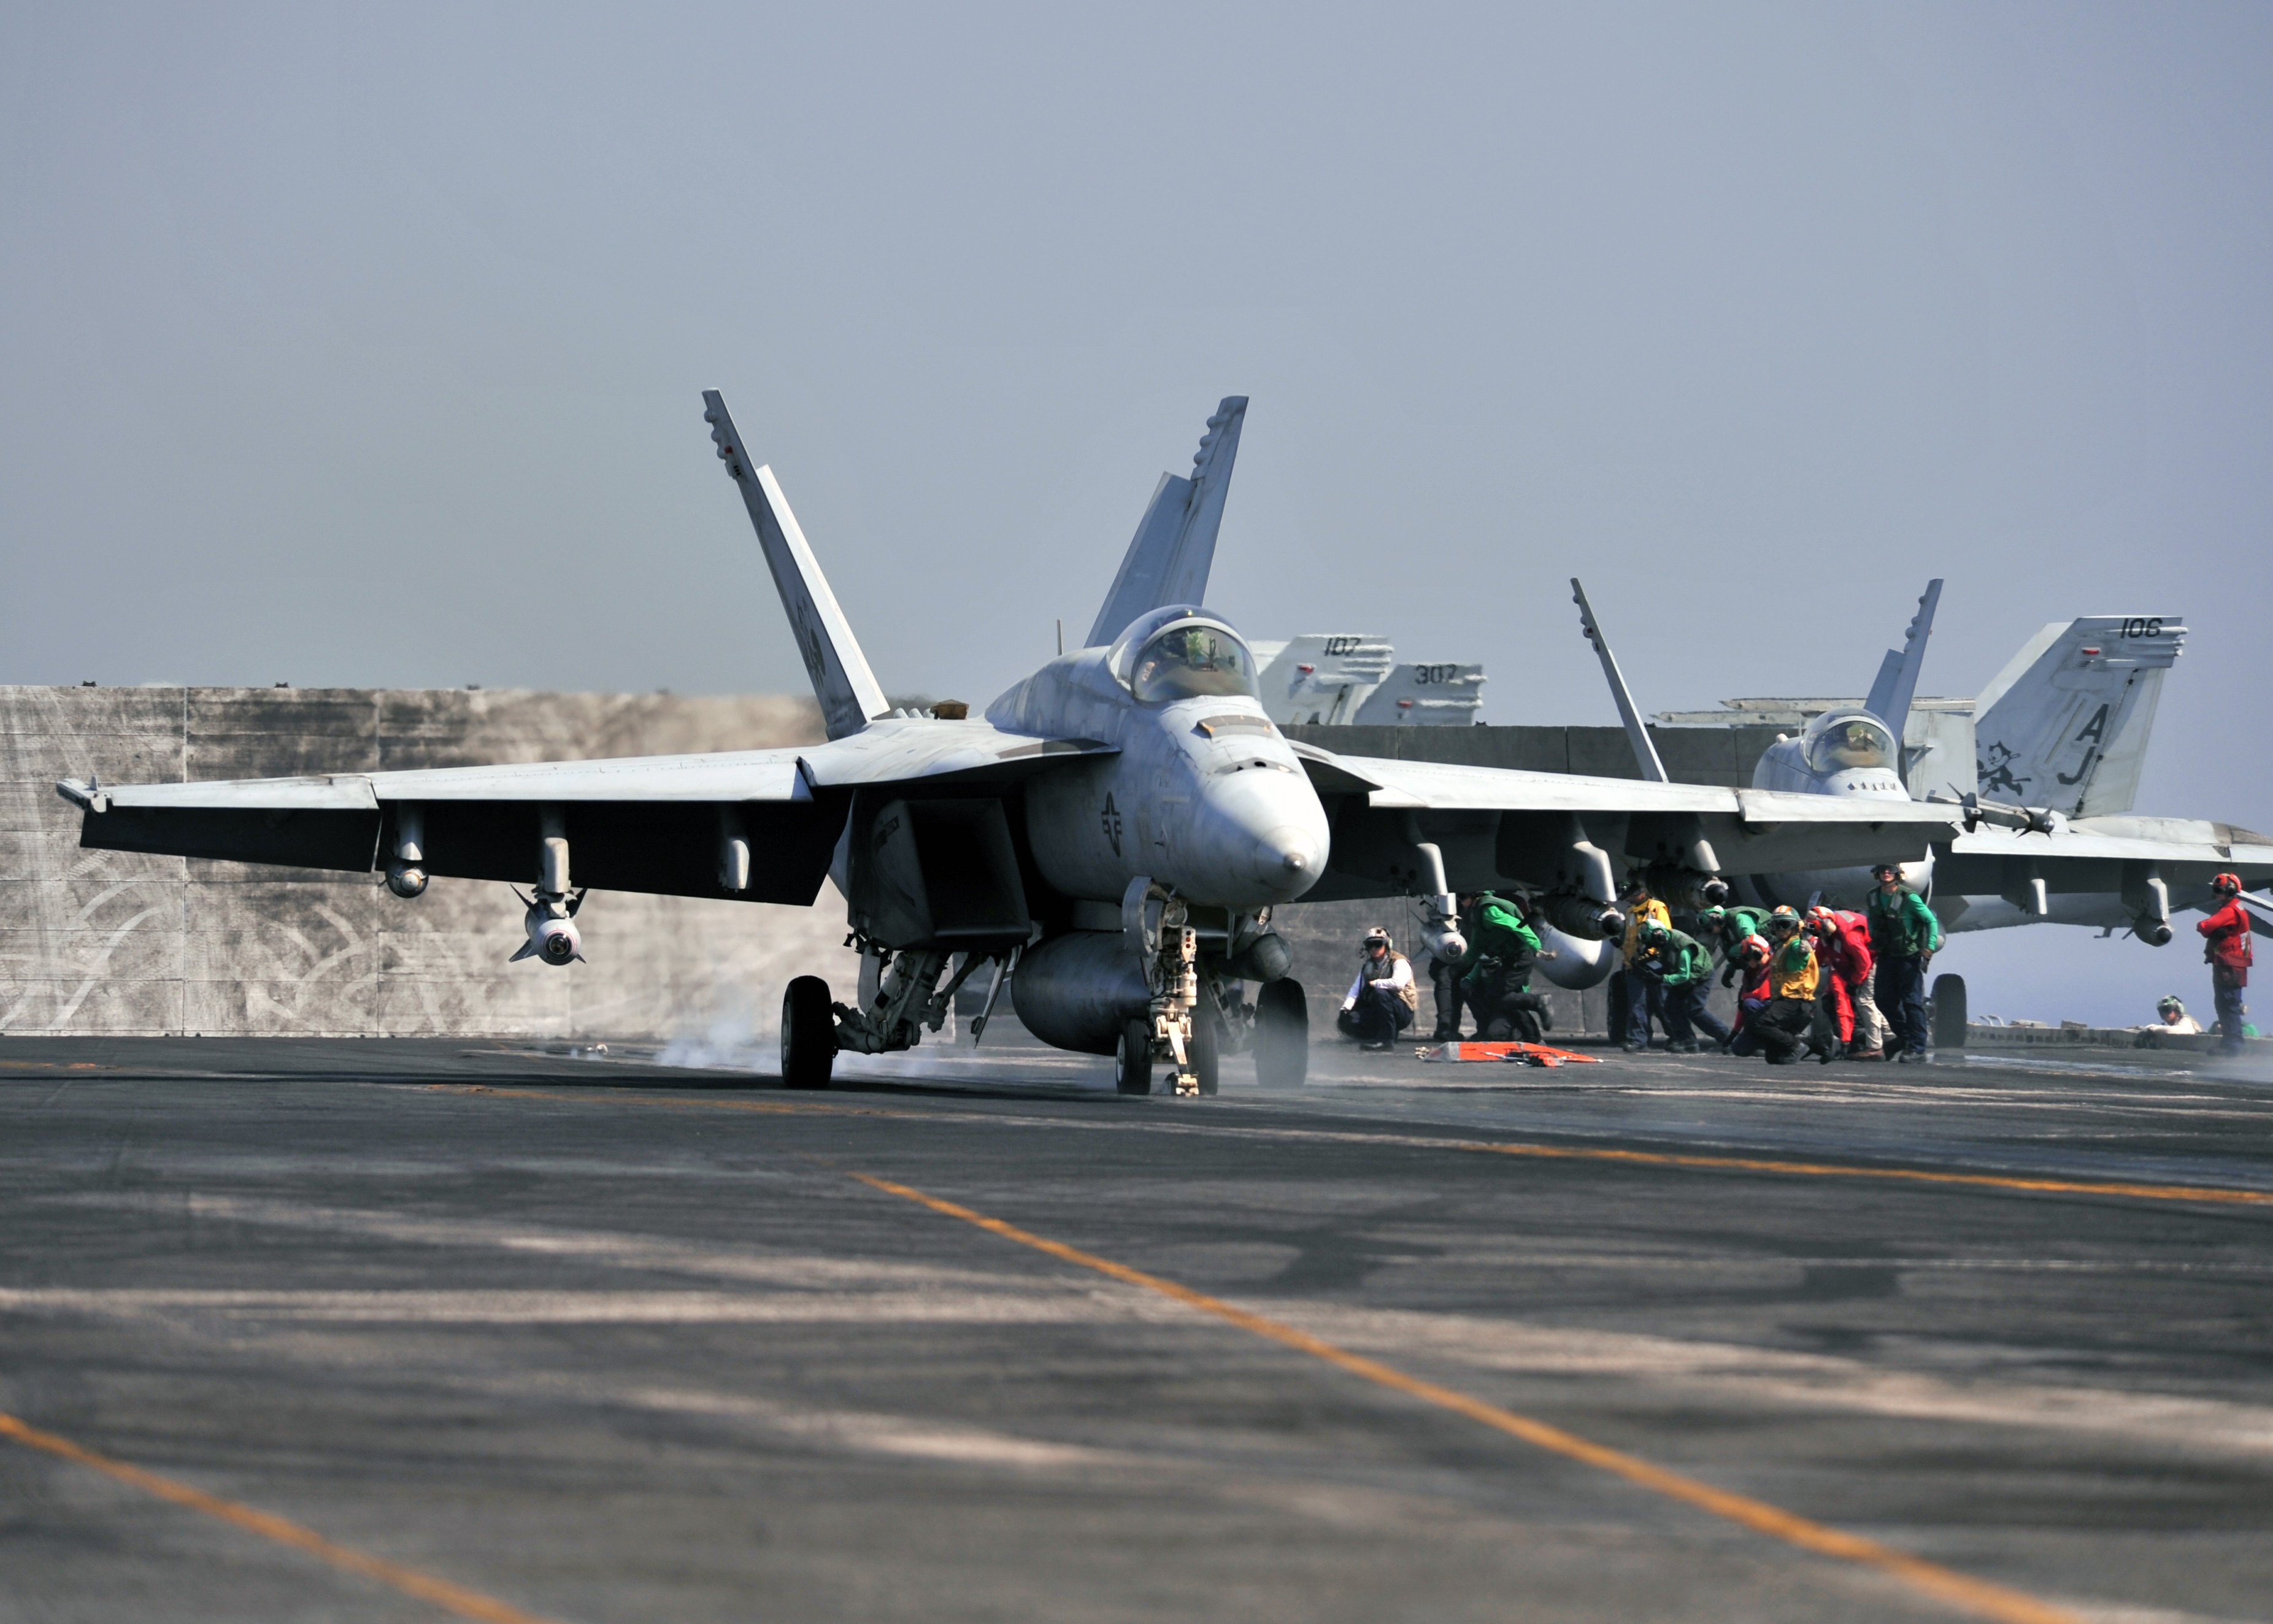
[1866,864,1944,1063]
[1630,921,1729,1053]
[1458,890,1552,1044]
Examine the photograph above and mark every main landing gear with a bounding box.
[781,976,837,1089]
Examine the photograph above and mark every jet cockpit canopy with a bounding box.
[1803,710,1897,775]
[1112,606,1261,704]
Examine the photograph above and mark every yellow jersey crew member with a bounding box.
[1614,875,1672,1052]
[1749,907,1821,1066]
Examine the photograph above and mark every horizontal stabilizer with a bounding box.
[1084,397,1248,648]
[702,391,890,741]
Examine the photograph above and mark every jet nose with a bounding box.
[1251,822,1327,899]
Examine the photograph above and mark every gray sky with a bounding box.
[5,2,2268,1021]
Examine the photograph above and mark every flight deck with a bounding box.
[4,1034,2271,1623]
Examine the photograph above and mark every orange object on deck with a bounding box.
[1424,1041,1604,1067]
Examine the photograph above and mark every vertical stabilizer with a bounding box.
[1083,397,1248,648]
[702,391,890,741]
[1570,580,1669,783]
[1863,579,1942,742]
[1972,615,2186,816]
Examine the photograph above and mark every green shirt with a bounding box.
[1866,886,1944,958]
[1657,927,1713,988]
[1707,906,1769,961]
[1459,896,1541,986]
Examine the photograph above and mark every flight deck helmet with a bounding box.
[2212,872,2243,896]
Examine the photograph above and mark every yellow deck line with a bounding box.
[847,1172,2082,1624]
[437,1084,2273,1210]
[0,1414,566,1623]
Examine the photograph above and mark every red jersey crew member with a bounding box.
[2196,874,2256,1056]
[1807,904,1880,1061]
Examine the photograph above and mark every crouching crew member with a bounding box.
[1866,863,1943,1063]
[2198,872,2255,1056]
[1696,905,1771,987]
[1339,928,1419,1050]
[1633,920,1728,1053]
[2150,994,2202,1036]
[1421,900,1471,1042]
[1751,907,1821,1066]
[1726,933,1775,1057]
[1807,904,1880,1061]
[1615,877,1672,1052]
[1461,890,1553,1043]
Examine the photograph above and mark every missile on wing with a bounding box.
[514,901,582,966]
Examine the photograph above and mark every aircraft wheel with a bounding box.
[1253,977,1308,1088]
[1191,1008,1220,1096]
[782,976,837,1089]
[1929,972,1967,1052]
[1115,1019,1153,1096]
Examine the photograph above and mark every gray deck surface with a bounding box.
[3,1033,2271,1623]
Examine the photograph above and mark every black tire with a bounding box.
[1115,1018,1153,1096]
[1929,972,1967,1052]
[1253,977,1308,1088]
[1191,1008,1220,1096]
[782,976,837,1089]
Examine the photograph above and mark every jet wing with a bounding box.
[57,720,1115,905]
[1298,749,1961,900]
[1934,820,2273,912]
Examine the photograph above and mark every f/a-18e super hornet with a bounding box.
[58,394,1958,1093]
[1571,579,2273,963]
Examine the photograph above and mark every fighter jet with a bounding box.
[1570,580,2273,961]
[56,393,1958,1093]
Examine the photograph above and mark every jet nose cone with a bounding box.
[1251,822,1328,900]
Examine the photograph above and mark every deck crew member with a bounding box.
[2148,994,2202,1036]
[1460,891,1552,1044]
[1421,899,1471,1042]
[1866,863,1943,1063]
[1633,920,1727,1053]
[2197,873,2255,1056]
[1339,927,1418,1051]
[1807,904,1880,1061]
[1615,876,1672,1052]
[1752,907,1821,1066]
[1696,904,1771,987]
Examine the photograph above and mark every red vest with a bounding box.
[2198,899,2255,972]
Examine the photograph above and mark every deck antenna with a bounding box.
[1056,618,1064,657]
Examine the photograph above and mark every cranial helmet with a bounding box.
[1872,863,1901,881]
[1695,906,1726,929]
[1807,905,1838,932]
[2212,872,2244,895]
[1765,906,1801,935]
[1363,927,1392,952]
[2158,995,2186,1014]
[1640,920,1671,944]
